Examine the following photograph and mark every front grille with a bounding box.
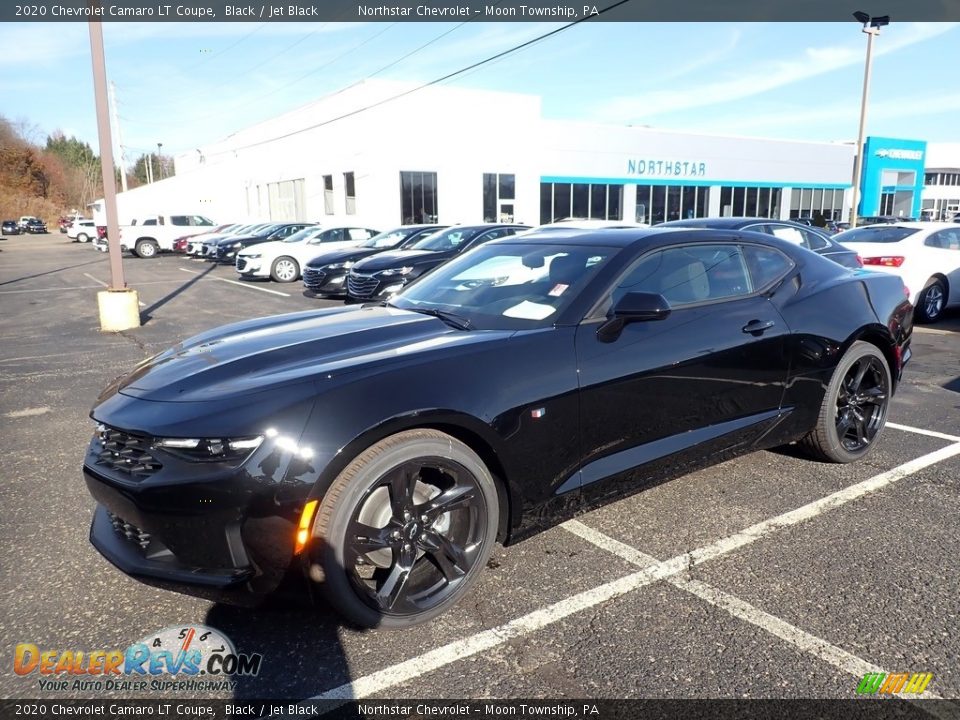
[303,267,327,289]
[347,272,380,298]
[107,511,151,552]
[94,425,162,481]
[236,257,249,272]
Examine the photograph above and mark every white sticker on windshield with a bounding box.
[502,301,556,320]
[548,283,568,297]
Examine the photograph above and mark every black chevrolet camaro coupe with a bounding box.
[83,228,912,628]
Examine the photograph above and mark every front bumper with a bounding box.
[82,426,313,603]
[236,257,266,276]
[303,267,348,296]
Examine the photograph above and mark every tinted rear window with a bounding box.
[834,227,919,243]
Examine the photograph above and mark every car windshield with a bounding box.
[284,227,323,243]
[361,228,416,249]
[410,227,480,252]
[835,227,920,243]
[390,242,615,330]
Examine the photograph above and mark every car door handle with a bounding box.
[742,319,775,335]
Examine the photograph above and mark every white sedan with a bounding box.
[236,225,380,282]
[835,222,960,323]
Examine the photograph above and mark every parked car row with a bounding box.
[2,217,48,234]
[75,212,959,323]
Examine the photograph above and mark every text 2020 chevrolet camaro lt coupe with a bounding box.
[83,228,912,628]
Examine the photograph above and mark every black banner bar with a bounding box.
[2,0,959,22]
[1,699,958,720]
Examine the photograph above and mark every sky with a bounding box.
[1,20,957,166]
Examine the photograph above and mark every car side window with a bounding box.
[142,219,157,226]
[742,245,795,289]
[926,230,960,250]
[767,225,806,247]
[322,229,345,243]
[348,228,372,240]
[608,244,753,310]
[800,228,830,250]
[467,229,509,248]
[170,216,189,226]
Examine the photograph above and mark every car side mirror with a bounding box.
[597,292,671,343]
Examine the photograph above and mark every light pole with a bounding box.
[157,142,164,179]
[88,11,140,330]
[849,11,890,228]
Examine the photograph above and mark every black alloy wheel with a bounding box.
[834,354,889,452]
[312,429,498,628]
[801,341,891,463]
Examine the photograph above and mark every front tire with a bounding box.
[77,233,89,243]
[800,341,891,463]
[135,239,159,258]
[311,429,499,629]
[915,278,946,323]
[270,256,300,282]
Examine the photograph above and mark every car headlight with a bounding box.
[154,436,263,463]
[379,266,413,277]
[244,254,261,260]
[325,261,355,270]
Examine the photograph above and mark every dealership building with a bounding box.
[105,80,959,229]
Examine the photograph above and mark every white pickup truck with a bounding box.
[120,214,216,258]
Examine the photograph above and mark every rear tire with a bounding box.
[310,429,499,629]
[135,240,159,259]
[915,278,946,323]
[270,256,300,282]
[800,341,891,463]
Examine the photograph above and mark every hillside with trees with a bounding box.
[0,116,174,223]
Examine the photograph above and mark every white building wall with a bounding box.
[107,81,858,230]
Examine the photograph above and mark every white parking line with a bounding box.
[309,442,960,702]
[82,272,108,287]
[888,422,960,443]
[562,521,943,699]
[178,267,291,297]
[81,273,146,306]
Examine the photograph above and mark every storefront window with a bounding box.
[539,182,623,223]
[637,185,709,224]
[483,173,517,222]
[400,171,438,224]
[789,186,845,220]
[720,185,782,218]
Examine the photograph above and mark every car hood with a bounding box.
[237,239,298,255]
[352,249,446,272]
[306,246,383,268]
[113,306,508,403]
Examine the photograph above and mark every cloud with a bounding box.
[589,22,959,123]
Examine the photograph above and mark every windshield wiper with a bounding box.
[402,306,473,331]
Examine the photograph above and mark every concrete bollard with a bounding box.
[97,289,141,332]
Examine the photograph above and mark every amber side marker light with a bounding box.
[295,500,319,554]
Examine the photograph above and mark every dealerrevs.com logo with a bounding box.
[14,625,262,693]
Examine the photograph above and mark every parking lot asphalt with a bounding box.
[1,233,958,703]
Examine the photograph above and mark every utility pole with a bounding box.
[109,81,128,193]
[89,13,140,331]
[849,11,890,228]
[146,153,154,184]
[157,142,164,180]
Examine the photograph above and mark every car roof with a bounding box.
[492,226,827,258]
[658,217,813,229]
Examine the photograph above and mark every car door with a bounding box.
[574,241,794,504]
[924,228,960,307]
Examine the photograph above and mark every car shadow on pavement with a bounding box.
[205,595,355,702]
[0,257,106,287]
[140,262,218,324]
